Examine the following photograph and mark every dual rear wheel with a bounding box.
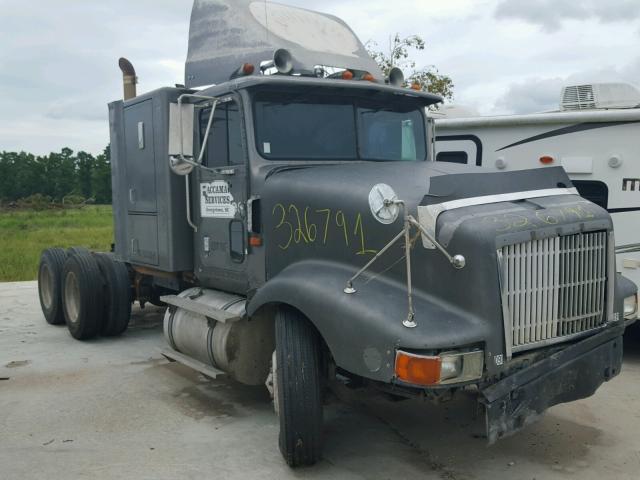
[37,248,132,340]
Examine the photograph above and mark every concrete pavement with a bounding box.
[1,281,640,479]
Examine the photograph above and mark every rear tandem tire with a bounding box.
[275,307,323,467]
[61,252,103,340]
[93,253,132,336]
[67,246,91,257]
[37,248,69,325]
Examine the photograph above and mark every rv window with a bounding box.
[200,101,244,167]
[572,180,608,209]
[436,151,468,164]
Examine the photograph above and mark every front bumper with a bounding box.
[481,325,624,444]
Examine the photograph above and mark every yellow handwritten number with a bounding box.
[316,209,332,245]
[335,211,349,247]
[354,213,377,255]
[273,203,293,250]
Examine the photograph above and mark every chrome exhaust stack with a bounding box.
[118,57,138,100]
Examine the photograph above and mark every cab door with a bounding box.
[194,96,248,293]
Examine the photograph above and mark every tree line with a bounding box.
[0,146,112,205]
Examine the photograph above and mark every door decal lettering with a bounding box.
[200,181,238,218]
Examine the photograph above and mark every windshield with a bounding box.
[253,91,427,161]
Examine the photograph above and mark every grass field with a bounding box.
[0,206,113,281]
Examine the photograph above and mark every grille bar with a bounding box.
[499,231,607,353]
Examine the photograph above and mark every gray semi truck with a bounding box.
[36,0,637,468]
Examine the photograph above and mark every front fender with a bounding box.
[247,260,489,382]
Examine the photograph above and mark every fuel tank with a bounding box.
[163,288,274,385]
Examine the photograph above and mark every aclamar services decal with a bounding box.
[200,181,237,218]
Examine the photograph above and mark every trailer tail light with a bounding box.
[539,155,554,165]
[395,350,484,386]
[342,70,354,80]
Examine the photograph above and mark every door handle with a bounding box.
[214,167,237,176]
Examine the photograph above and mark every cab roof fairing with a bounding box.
[185,0,384,88]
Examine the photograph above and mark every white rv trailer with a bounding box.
[434,83,640,316]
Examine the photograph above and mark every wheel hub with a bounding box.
[64,271,81,324]
[39,264,54,310]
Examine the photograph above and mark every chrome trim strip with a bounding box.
[417,188,579,248]
[607,231,617,323]
[496,249,513,360]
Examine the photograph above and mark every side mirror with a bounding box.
[169,102,194,157]
[168,102,195,176]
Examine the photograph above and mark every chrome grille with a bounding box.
[498,231,608,353]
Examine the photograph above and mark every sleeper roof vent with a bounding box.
[560,83,640,111]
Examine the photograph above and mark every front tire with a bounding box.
[275,307,323,467]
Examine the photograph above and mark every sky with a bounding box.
[1,0,639,155]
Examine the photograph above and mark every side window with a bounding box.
[200,100,244,167]
[436,151,468,164]
[573,180,609,209]
[227,102,243,164]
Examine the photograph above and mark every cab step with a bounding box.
[161,348,227,380]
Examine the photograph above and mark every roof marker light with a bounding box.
[230,63,255,79]
[539,155,554,165]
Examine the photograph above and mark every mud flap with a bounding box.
[481,327,624,444]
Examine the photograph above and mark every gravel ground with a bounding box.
[1,281,639,480]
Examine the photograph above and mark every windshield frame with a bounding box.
[250,88,429,163]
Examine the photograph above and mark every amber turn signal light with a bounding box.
[249,234,263,247]
[395,351,442,386]
[342,70,354,80]
[242,63,255,75]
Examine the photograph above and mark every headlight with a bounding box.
[395,350,484,386]
[624,294,638,320]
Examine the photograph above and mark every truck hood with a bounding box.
[258,160,613,377]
